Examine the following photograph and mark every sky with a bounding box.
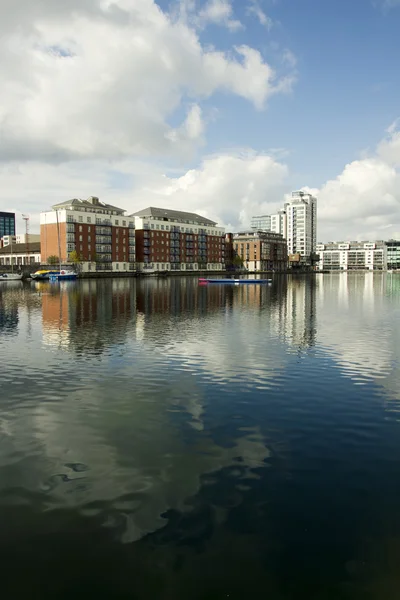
[0,0,400,241]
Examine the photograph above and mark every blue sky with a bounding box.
[0,0,399,240]
[165,0,400,184]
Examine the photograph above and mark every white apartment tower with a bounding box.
[284,191,317,258]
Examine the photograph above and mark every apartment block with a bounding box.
[131,207,225,272]
[317,241,387,271]
[284,191,317,258]
[232,230,288,271]
[40,197,135,271]
[250,191,317,263]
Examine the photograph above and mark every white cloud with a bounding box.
[282,49,297,69]
[4,123,400,242]
[0,0,290,163]
[246,0,273,30]
[0,150,289,234]
[315,124,400,241]
[198,0,243,31]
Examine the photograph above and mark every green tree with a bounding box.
[233,255,244,269]
[69,250,83,272]
[47,255,59,266]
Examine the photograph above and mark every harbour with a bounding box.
[1,273,400,598]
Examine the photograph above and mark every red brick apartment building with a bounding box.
[40,197,135,272]
[131,207,225,272]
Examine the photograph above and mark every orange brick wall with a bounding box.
[40,223,67,263]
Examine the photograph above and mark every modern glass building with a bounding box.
[0,212,16,239]
[386,240,400,270]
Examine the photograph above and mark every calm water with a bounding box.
[1,274,400,599]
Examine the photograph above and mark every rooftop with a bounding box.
[233,230,285,240]
[51,196,125,215]
[130,207,217,226]
[0,242,41,254]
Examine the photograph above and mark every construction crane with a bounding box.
[22,214,29,267]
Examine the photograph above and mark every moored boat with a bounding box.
[31,269,59,280]
[0,273,23,281]
[49,270,77,281]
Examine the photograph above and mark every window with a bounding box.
[161,225,164,230]
[166,226,169,230]
[123,221,126,227]
[79,216,83,222]
[115,220,119,225]
[151,224,154,229]
[79,225,82,232]
[156,224,159,230]
[79,235,83,242]
[80,245,83,251]
[87,217,91,223]
[88,226,91,232]
[88,244,91,251]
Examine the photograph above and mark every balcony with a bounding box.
[67,224,75,233]
[96,227,112,235]
[144,241,151,247]
[144,249,151,255]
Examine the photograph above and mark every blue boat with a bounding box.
[199,278,271,284]
[49,270,77,282]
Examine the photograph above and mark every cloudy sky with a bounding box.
[1,0,400,241]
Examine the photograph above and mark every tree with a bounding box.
[47,255,59,266]
[233,255,244,269]
[68,250,83,272]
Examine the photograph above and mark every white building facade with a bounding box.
[284,191,317,258]
[317,241,387,271]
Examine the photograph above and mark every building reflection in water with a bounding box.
[41,279,137,354]
[0,283,21,335]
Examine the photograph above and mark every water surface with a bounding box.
[1,274,400,598]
